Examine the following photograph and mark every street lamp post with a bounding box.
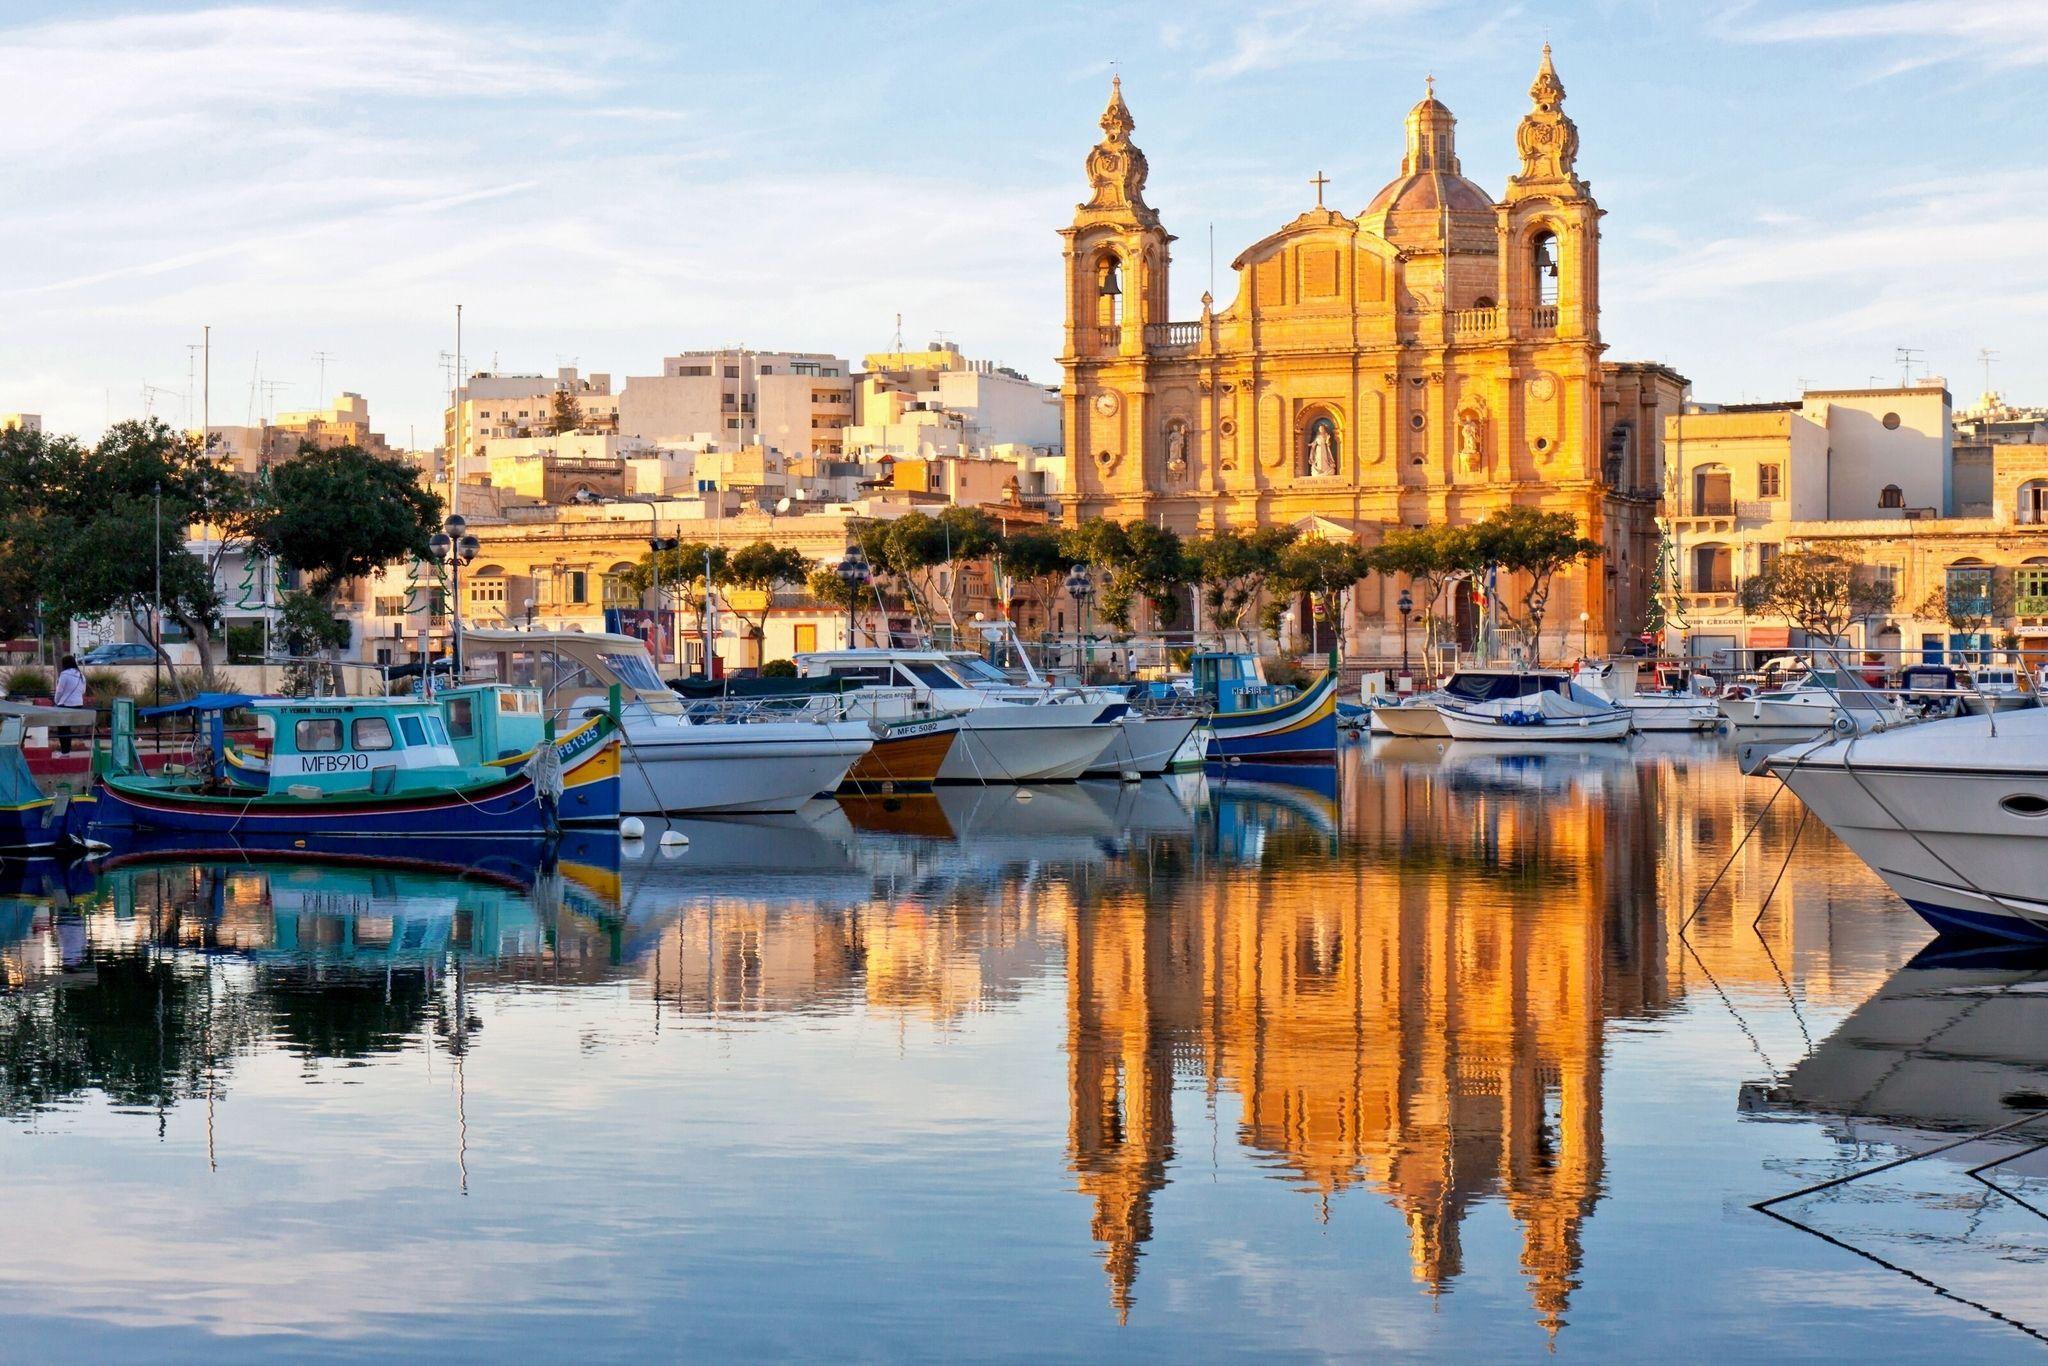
[426,514,479,678]
[837,545,869,648]
[1579,609,1591,661]
[1064,564,1092,681]
[1396,587,1414,682]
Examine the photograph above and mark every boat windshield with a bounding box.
[949,657,1011,685]
[600,651,666,695]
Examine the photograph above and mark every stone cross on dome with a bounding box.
[1310,171,1329,207]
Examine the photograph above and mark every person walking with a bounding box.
[52,654,85,755]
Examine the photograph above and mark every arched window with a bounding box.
[1879,484,1904,509]
[602,561,638,608]
[1691,463,1732,516]
[1691,543,1733,594]
[1532,231,1560,308]
[2018,479,2048,525]
[1095,252,1124,326]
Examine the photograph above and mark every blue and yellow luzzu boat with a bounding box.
[88,691,618,850]
[1193,652,1338,762]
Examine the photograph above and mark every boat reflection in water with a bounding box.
[4,737,2037,1356]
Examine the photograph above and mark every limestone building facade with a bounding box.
[1058,55,1687,655]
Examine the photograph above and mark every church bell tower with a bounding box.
[1061,77,1174,502]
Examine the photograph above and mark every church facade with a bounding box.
[1058,53,1688,657]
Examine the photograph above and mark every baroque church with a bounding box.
[1058,51,1688,654]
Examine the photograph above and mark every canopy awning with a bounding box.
[137,692,264,718]
[1746,627,1792,649]
[0,701,97,727]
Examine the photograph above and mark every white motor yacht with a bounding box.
[1960,665,2038,716]
[1768,706,2048,942]
[463,629,871,815]
[941,652,1201,777]
[1719,671,1891,734]
[796,649,1122,783]
[1370,668,1572,738]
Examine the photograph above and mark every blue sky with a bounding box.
[3,0,2044,444]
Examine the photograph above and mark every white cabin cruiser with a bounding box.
[796,649,1122,783]
[1768,707,2048,942]
[1719,671,1890,734]
[1371,669,1572,738]
[464,629,871,815]
[941,652,1200,777]
[1574,661,1720,733]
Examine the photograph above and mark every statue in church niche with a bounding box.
[1304,417,1338,477]
[1164,421,1188,477]
[1456,408,1485,471]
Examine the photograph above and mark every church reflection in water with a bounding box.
[0,741,1931,1341]
[1064,753,1667,1331]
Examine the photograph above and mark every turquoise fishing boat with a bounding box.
[88,691,617,850]
[0,702,98,851]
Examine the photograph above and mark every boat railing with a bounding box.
[678,694,851,726]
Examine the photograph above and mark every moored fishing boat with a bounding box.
[87,694,582,848]
[1192,652,1337,761]
[1369,668,1572,738]
[0,701,98,851]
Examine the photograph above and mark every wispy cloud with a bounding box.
[1743,0,2048,71]
[0,5,597,158]
[1188,0,1446,79]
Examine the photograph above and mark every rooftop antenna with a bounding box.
[892,312,904,352]
[141,383,179,419]
[259,379,291,422]
[311,350,338,406]
[1978,347,2000,399]
[1894,345,1922,386]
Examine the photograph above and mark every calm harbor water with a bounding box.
[2,739,2044,1361]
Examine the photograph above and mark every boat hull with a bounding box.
[1775,745,2048,941]
[1622,697,1721,733]
[1207,673,1339,761]
[940,709,1119,783]
[1372,702,1448,738]
[87,769,550,842]
[618,721,871,814]
[1085,713,1203,777]
[841,717,959,793]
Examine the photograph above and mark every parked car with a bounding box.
[78,642,157,665]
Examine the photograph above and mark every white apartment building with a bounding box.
[617,349,855,456]
[1,414,41,434]
[848,342,1060,458]
[445,368,618,479]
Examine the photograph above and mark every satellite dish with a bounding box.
[775,497,792,514]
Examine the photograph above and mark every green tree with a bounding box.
[260,443,440,599]
[721,540,813,643]
[1275,539,1373,655]
[275,588,351,694]
[1742,548,1897,645]
[549,388,581,436]
[1187,526,1296,649]
[996,525,1068,632]
[1371,525,1456,663]
[1478,506,1603,656]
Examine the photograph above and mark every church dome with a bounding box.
[1360,85,1497,242]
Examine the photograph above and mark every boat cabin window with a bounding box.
[598,651,665,693]
[426,716,448,745]
[445,697,475,739]
[498,689,541,715]
[353,716,395,751]
[827,665,894,686]
[295,718,343,752]
[398,715,428,746]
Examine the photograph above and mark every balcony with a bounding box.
[1143,320,1201,352]
[1533,305,1560,330]
[1691,498,1735,518]
[1080,325,1121,355]
[1450,306,1500,337]
[2017,593,2048,618]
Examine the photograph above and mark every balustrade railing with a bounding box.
[1450,307,1499,336]
[1142,320,1202,350]
[1532,305,1560,330]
